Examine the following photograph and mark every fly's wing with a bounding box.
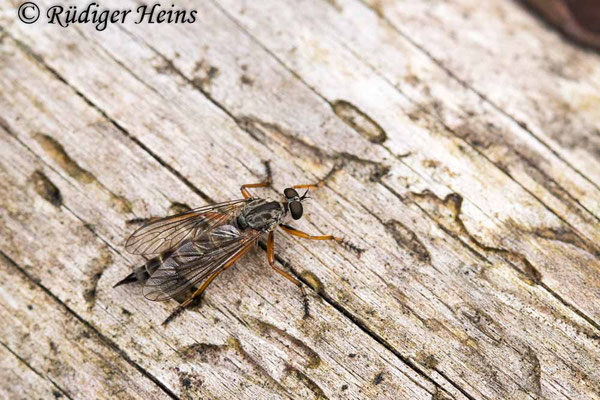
[142,224,261,301]
[125,199,248,256]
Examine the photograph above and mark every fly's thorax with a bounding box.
[237,199,286,231]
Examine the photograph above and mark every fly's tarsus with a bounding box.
[126,217,153,226]
[161,306,184,326]
[336,237,364,258]
[161,295,204,326]
[263,160,273,185]
[302,290,310,319]
[322,161,343,185]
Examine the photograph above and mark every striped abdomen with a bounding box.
[113,249,174,288]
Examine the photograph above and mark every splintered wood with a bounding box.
[1,0,599,399]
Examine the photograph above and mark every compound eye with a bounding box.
[289,201,303,220]
[284,188,299,199]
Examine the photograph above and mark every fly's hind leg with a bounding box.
[267,231,309,318]
[161,269,223,326]
[161,242,256,326]
[280,224,363,257]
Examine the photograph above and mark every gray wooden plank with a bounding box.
[0,343,67,400]
[0,0,599,398]
[0,33,439,400]
[361,0,600,191]
[0,254,171,400]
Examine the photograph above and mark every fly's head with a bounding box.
[283,188,310,220]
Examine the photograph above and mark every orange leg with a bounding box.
[291,183,322,190]
[162,242,256,326]
[241,181,271,199]
[267,231,309,318]
[280,224,363,257]
[280,224,340,242]
[292,163,341,191]
[240,161,273,199]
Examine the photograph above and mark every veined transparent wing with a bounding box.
[143,224,261,301]
[125,199,249,256]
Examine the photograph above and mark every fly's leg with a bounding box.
[279,224,363,257]
[241,182,270,199]
[291,162,342,191]
[126,217,158,226]
[161,242,256,326]
[127,204,194,226]
[240,160,273,199]
[161,269,223,326]
[267,231,309,318]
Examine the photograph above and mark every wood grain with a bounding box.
[1,0,599,399]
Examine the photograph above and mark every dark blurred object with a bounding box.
[523,0,600,50]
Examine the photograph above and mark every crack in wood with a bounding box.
[168,202,193,215]
[34,134,96,184]
[331,100,387,144]
[33,133,129,215]
[432,386,454,400]
[407,188,600,334]
[180,337,291,397]
[339,39,600,248]
[5,32,214,210]
[237,115,390,184]
[0,339,74,400]
[299,270,325,296]
[528,225,600,258]
[29,170,63,208]
[449,115,600,229]
[82,248,113,310]
[307,5,600,259]
[249,318,322,369]
[271,254,456,399]
[353,2,600,193]
[522,345,542,398]
[2,32,451,398]
[281,363,329,400]
[415,352,439,370]
[0,251,180,400]
[513,147,600,225]
[383,219,431,263]
[205,3,600,335]
[8,18,596,396]
[410,189,543,285]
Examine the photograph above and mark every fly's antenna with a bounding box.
[301,189,311,201]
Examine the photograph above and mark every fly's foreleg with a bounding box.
[291,162,342,191]
[267,231,309,318]
[241,182,270,199]
[240,160,273,199]
[279,224,363,257]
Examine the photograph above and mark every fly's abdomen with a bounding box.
[114,225,242,288]
[113,249,173,287]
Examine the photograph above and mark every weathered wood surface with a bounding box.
[0,0,599,399]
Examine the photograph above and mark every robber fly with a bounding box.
[114,170,361,324]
